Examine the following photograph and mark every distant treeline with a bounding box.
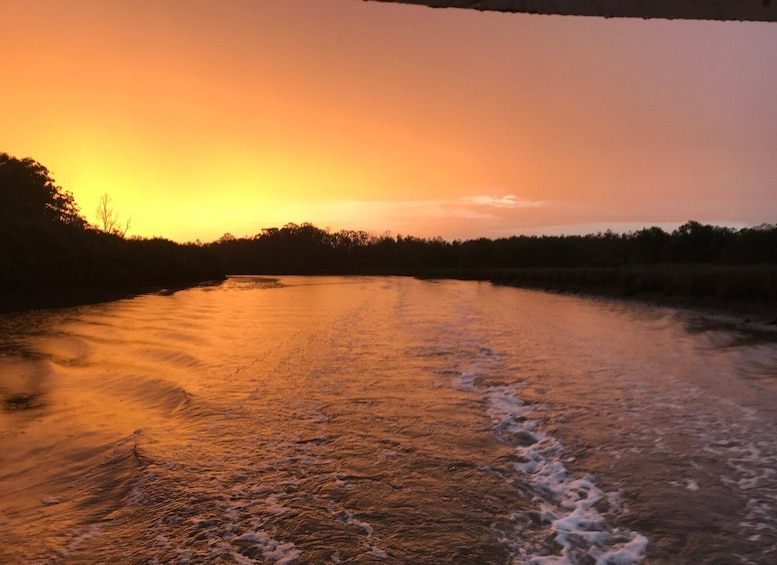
[208,222,777,310]
[0,152,223,296]
[208,221,777,274]
[4,150,776,312]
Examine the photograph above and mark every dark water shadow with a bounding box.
[681,312,777,347]
[2,391,44,412]
[0,355,51,413]
[0,279,226,314]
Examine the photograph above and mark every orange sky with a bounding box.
[3,0,776,242]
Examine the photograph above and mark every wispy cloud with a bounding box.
[330,194,546,220]
[309,194,547,237]
[210,194,548,241]
[304,195,548,230]
[457,195,545,209]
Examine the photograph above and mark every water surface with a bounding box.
[1,276,776,564]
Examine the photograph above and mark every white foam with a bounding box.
[367,547,389,558]
[451,370,478,391]
[65,524,103,552]
[335,510,375,535]
[475,375,647,563]
[264,493,291,515]
[334,477,353,488]
[234,532,301,564]
[670,479,700,492]
[332,508,390,557]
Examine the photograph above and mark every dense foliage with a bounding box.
[0,153,85,228]
[208,221,777,274]
[3,150,775,310]
[0,152,223,293]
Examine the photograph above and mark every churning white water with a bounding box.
[1,276,776,564]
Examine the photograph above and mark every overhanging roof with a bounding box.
[369,1,777,22]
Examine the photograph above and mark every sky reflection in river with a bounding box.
[1,276,776,563]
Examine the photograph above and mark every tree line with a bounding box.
[207,221,777,274]
[4,150,775,310]
[0,152,223,294]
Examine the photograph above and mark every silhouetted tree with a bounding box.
[96,192,131,237]
[0,152,85,227]
[208,220,777,276]
[1,151,224,295]
[629,227,670,263]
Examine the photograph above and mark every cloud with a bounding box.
[457,195,545,209]
[206,194,549,241]
[328,194,546,221]
[292,194,548,238]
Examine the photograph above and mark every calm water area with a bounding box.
[1,276,777,564]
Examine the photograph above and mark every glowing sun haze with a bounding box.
[3,0,776,242]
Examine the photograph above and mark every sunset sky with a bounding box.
[3,0,776,242]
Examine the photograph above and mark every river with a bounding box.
[1,276,776,564]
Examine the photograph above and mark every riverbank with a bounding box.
[231,266,777,326]
[4,265,775,330]
[0,278,225,314]
[409,264,777,326]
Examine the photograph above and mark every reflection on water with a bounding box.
[1,276,776,564]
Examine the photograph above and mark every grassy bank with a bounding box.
[411,265,777,322]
